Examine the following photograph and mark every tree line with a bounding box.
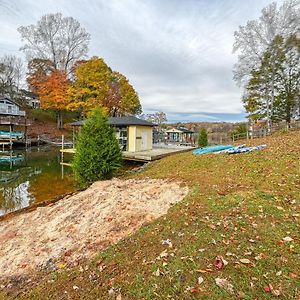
[0,13,141,128]
[233,0,300,130]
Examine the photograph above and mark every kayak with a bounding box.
[193,145,233,155]
[227,145,267,154]
[214,144,246,154]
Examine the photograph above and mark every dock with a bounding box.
[60,146,194,163]
[122,147,194,161]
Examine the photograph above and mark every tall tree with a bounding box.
[18,13,90,72]
[34,70,70,128]
[233,0,300,87]
[104,71,141,116]
[234,0,300,128]
[273,34,300,124]
[0,55,23,98]
[68,57,141,116]
[243,34,300,125]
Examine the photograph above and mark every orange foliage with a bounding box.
[34,70,70,111]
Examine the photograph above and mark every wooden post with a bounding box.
[72,126,75,148]
[24,117,28,149]
[9,124,12,151]
[61,135,64,166]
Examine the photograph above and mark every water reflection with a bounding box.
[0,147,75,216]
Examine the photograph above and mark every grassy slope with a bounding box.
[1,131,300,300]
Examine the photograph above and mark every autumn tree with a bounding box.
[34,70,70,128]
[68,57,141,116]
[27,58,56,94]
[18,13,90,73]
[104,71,142,116]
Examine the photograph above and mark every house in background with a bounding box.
[0,96,26,117]
[26,97,40,109]
[166,127,195,145]
[70,116,155,153]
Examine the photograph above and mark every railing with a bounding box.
[0,116,30,125]
[231,120,300,142]
[0,108,25,116]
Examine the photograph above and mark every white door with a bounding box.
[141,131,148,151]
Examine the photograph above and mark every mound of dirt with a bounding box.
[0,178,188,279]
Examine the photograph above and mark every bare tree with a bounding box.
[144,111,167,125]
[18,13,90,73]
[233,0,300,130]
[0,55,23,98]
[233,0,300,87]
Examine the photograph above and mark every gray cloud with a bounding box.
[0,0,283,121]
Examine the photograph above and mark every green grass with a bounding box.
[1,131,300,299]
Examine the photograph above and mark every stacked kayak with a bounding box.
[193,144,267,155]
[193,145,233,155]
[226,145,267,154]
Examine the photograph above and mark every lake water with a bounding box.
[0,146,75,216]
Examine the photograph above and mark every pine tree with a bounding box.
[72,108,122,187]
[197,128,208,147]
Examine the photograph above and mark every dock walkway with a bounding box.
[60,146,194,163]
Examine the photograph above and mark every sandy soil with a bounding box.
[0,178,188,280]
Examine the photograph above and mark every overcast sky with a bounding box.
[0,0,283,122]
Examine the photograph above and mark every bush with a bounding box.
[72,108,122,187]
[198,128,208,147]
[230,123,248,140]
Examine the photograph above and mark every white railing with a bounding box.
[0,107,25,116]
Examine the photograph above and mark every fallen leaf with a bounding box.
[264,286,271,292]
[154,268,160,276]
[198,276,204,285]
[214,256,228,270]
[237,291,246,298]
[282,236,293,242]
[161,239,173,248]
[116,294,122,300]
[240,258,251,264]
[289,272,298,279]
[215,278,234,294]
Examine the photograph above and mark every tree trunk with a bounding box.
[57,111,64,129]
[266,97,271,133]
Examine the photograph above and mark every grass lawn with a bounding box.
[1,131,300,299]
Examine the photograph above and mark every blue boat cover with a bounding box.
[193,145,233,155]
[0,130,24,138]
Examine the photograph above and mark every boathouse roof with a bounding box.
[70,116,155,127]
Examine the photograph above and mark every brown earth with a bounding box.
[0,178,188,280]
